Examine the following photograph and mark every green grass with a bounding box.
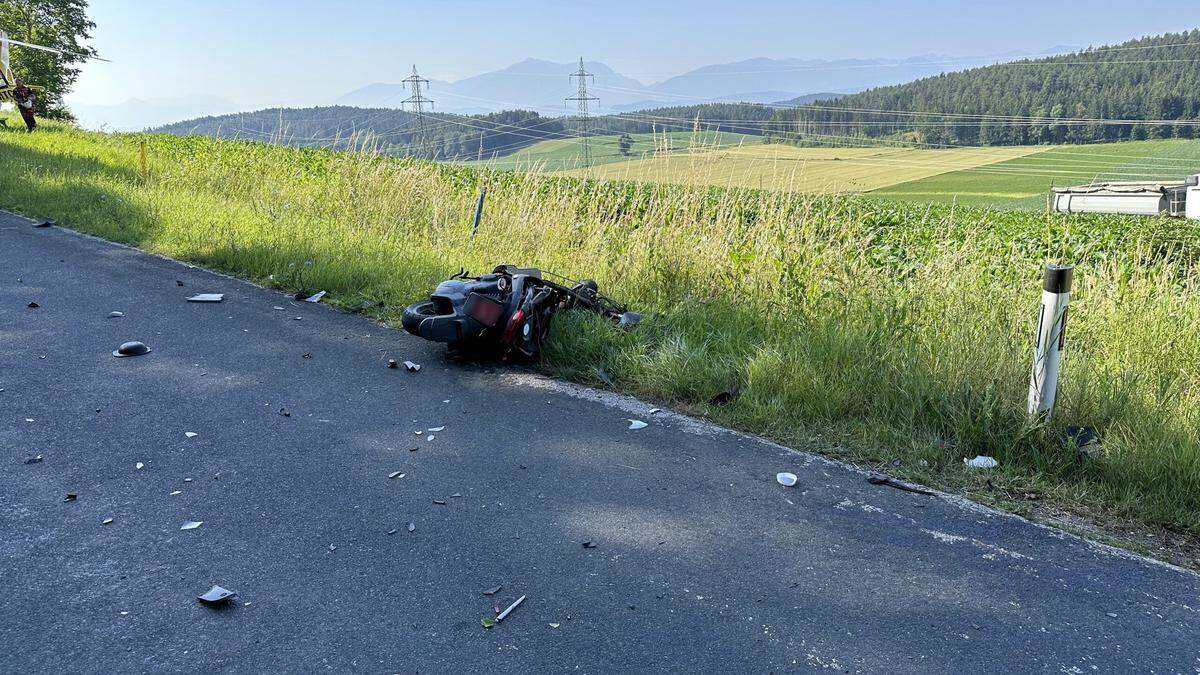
[874,139,1200,209]
[3,116,1200,552]
[464,130,759,171]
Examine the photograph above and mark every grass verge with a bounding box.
[2,117,1199,563]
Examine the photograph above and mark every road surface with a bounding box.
[1,211,1197,673]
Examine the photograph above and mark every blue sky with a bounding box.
[71,1,1198,106]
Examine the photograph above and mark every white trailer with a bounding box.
[1051,179,1193,217]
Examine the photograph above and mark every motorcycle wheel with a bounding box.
[401,300,438,336]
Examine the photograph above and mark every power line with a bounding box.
[401,65,435,158]
[566,58,599,167]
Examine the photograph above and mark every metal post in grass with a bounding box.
[1027,264,1073,422]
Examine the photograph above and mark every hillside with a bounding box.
[769,29,1200,146]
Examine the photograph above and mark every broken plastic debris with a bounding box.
[549,623,561,628]
[617,311,642,329]
[403,361,421,372]
[24,455,44,464]
[648,408,661,415]
[496,595,526,622]
[426,435,435,442]
[197,585,236,605]
[304,291,326,303]
[480,616,495,629]
[135,462,144,470]
[273,306,285,311]
[170,491,182,496]
[108,311,124,318]
[184,432,198,438]
[387,528,397,535]
[482,585,502,596]
[26,301,39,308]
[180,521,203,530]
[776,472,798,487]
[406,522,416,532]
[428,426,445,432]
[627,419,647,430]
[964,455,999,469]
[112,341,151,357]
[329,543,337,551]
[387,359,398,369]
[433,499,447,505]
[102,517,114,525]
[582,541,597,549]
[187,293,224,303]
[36,219,54,228]
[388,471,405,479]
[63,493,77,502]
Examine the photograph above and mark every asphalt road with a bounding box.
[1,211,1198,674]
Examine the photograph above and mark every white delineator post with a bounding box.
[1028,264,1073,422]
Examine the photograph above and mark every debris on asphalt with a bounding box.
[433,499,447,505]
[426,434,435,442]
[549,622,561,628]
[135,462,144,470]
[406,522,416,532]
[273,306,285,311]
[480,616,495,629]
[197,585,237,605]
[304,291,326,303]
[428,426,445,433]
[26,301,39,308]
[649,408,661,415]
[112,341,151,358]
[63,493,77,502]
[170,491,182,496]
[450,492,462,498]
[496,595,526,622]
[102,518,114,525]
[387,528,398,535]
[302,352,312,358]
[185,432,198,438]
[180,521,203,530]
[279,407,290,417]
[582,541,597,549]
[964,455,999,469]
[403,361,421,372]
[186,293,224,303]
[482,586,502,596]
[388,471,405,479]
[176,280,185,287]
[36,220,55,228]
[776,472,798,487]
[387,359,398,369]
[627,419,648,430]
[108,311,124,318]
[24,455,44,464]
[867,473,936,496]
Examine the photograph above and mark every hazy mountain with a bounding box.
[69,95,244,131]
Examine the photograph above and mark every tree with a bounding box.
[617,133,633,156]
[0,0,97,119]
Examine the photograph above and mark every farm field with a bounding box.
[558,142,1043,193]
[875,139,1200,209]
[466,130,758,171]
[3,117,1200,557]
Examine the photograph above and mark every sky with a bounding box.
[68,0,1200,107]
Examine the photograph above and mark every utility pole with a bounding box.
[566,58,599,167]
[402,65,435,159]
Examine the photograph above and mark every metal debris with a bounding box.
[304,291,326,303]
[776,472,798,487]
[482,586,502,596]
[627,419,647,430]
[197,585,236,605]
[186,293,225,303]
[496,595,526,622]
[180,521,203,530]
[112,341,151,358]
[964,455,999,469]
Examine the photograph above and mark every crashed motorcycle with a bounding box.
[402,265,639,359]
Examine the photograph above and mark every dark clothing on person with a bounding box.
[13,84,36,131]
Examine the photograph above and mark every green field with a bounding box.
[876,139,1200,209]
[3,117,1200,558]
[466,130,758,171]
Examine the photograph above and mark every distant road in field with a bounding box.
[2,211,1197,673]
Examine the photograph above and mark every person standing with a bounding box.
[12,79,36,131]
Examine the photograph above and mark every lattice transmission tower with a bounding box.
[401,65,435,158]
[566,58,599,167]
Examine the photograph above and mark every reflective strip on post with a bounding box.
[1028,264,1073,422]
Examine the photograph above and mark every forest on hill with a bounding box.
[767,30,1200,146]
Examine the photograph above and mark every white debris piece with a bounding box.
[180,521,203,530]
[627,419,648,430]
[428,426,445,432]
[304,291,326,303]
[186,294,225,303]
[964,455,999,469]
[135,462,144,470]
[185,432,198,438]
[776,472,798,487]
